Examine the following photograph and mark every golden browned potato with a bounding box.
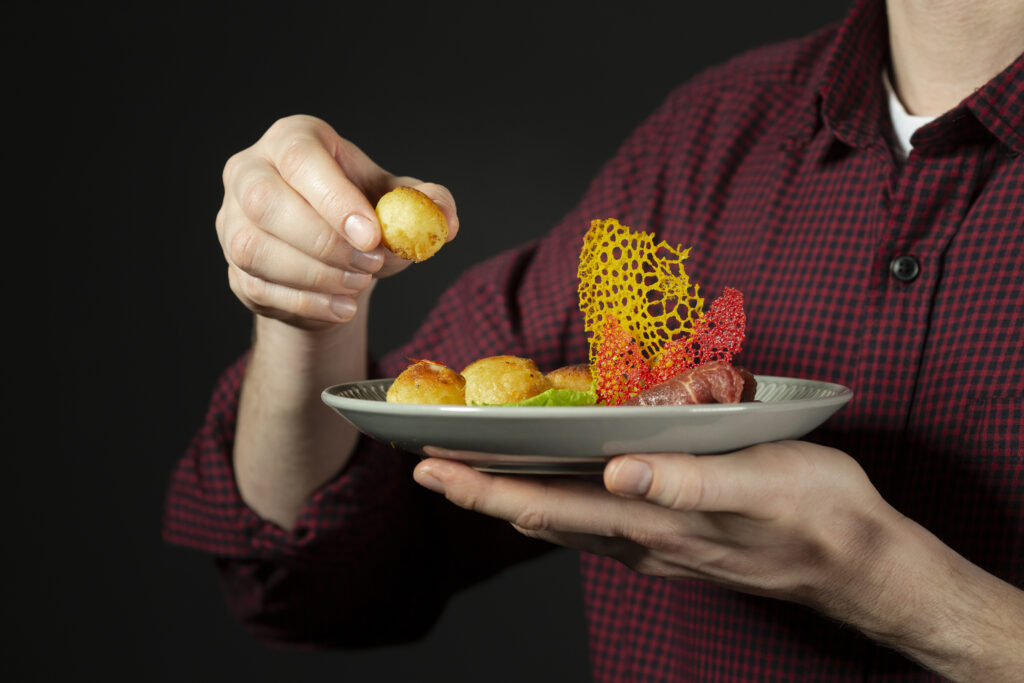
[545,363,594,393]
[386,359,466,404]
[375,186,449,262]
[461,355,553,405]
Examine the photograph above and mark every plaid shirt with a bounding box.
[164,0,1024,679]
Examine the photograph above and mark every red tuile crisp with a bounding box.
[650,287,746,385]
[593,315,652,406]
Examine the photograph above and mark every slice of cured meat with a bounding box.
[622,361,755,406]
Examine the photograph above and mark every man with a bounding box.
[165,0,1024,679]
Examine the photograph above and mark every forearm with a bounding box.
[234,285,375,529]
[832,510,1024,681]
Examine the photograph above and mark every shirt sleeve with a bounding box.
[162,337,551,648]
[162,88,688,648]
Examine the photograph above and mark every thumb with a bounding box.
[603,451,759,514]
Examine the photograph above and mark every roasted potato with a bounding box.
[461,355,552,405]
[386,359,466,404]
[545,363,594,393]
[375,186,449,262]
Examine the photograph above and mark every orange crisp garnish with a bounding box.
[577,218,745,405]
[593,315,653,406]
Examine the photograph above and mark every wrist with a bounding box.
[824,508,1024,681]
[235,288,375,528]
[250,286,374,394]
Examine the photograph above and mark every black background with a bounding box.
[25,1,850,681]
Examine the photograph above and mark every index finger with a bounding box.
[414,453,656,538]
[264,130,382,251]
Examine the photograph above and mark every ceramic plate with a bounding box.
[322,376,852,474]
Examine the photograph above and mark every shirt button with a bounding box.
[890,255,921,282]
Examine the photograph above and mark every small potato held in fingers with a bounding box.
[375,186,449,262]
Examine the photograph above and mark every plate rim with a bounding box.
[321,374,853,417]
[321,374,854,471]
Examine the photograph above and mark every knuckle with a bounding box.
[451,487,485,513]
[222,149,250,187]
[267,114,324,138]
[305,263,334,292]
[214,206,227,238]
[643,455,708,511]
[226,226,264,272]
[226,265,243,297]
[667,476,708,511]
[264,116,299,144]
[310,225,344,262]
[512,505,550,532]
[316,187,347,227]
[228,267,275,317]
[239,271,269,305]
[221,153,237,186]
[238,174,277,224]
[276,134,317,181]
[287,288,313,317]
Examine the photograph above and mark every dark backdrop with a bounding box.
[27,1,851,681]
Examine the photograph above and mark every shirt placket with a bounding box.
[860,142,985,449]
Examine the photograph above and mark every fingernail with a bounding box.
[610,459,652,496]
[350,248,384,273]
[344,214,376,250]
[414,466,446,494]
[341,270,372,290]
[330,295,356,320]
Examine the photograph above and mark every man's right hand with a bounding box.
[216,114,459,330]
[220,116,459,527]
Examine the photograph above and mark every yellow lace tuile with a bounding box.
[577,218,704,368]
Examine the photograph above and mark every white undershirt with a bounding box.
[883,69,937,160]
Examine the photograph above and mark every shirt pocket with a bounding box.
[956,391,1023,584]
[967,391,1024,461]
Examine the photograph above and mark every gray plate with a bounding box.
[322,376,853,474]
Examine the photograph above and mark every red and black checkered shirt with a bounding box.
[164,0,1023,679]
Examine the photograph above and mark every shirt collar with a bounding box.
[813,0,1024,156]
[954,52,1024,155]
[817,0,890,154]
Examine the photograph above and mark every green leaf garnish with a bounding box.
[497,387,597,407]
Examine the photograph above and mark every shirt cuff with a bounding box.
[162,352,417,569]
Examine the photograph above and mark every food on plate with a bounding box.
[385,359,466,404]
[375,186,449,262]
[383,218,752,409]
[623,361,756,406]
[545,364,594,393]
[503,362,598,406]
[385,357,597,406]
[461,355,553,405]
